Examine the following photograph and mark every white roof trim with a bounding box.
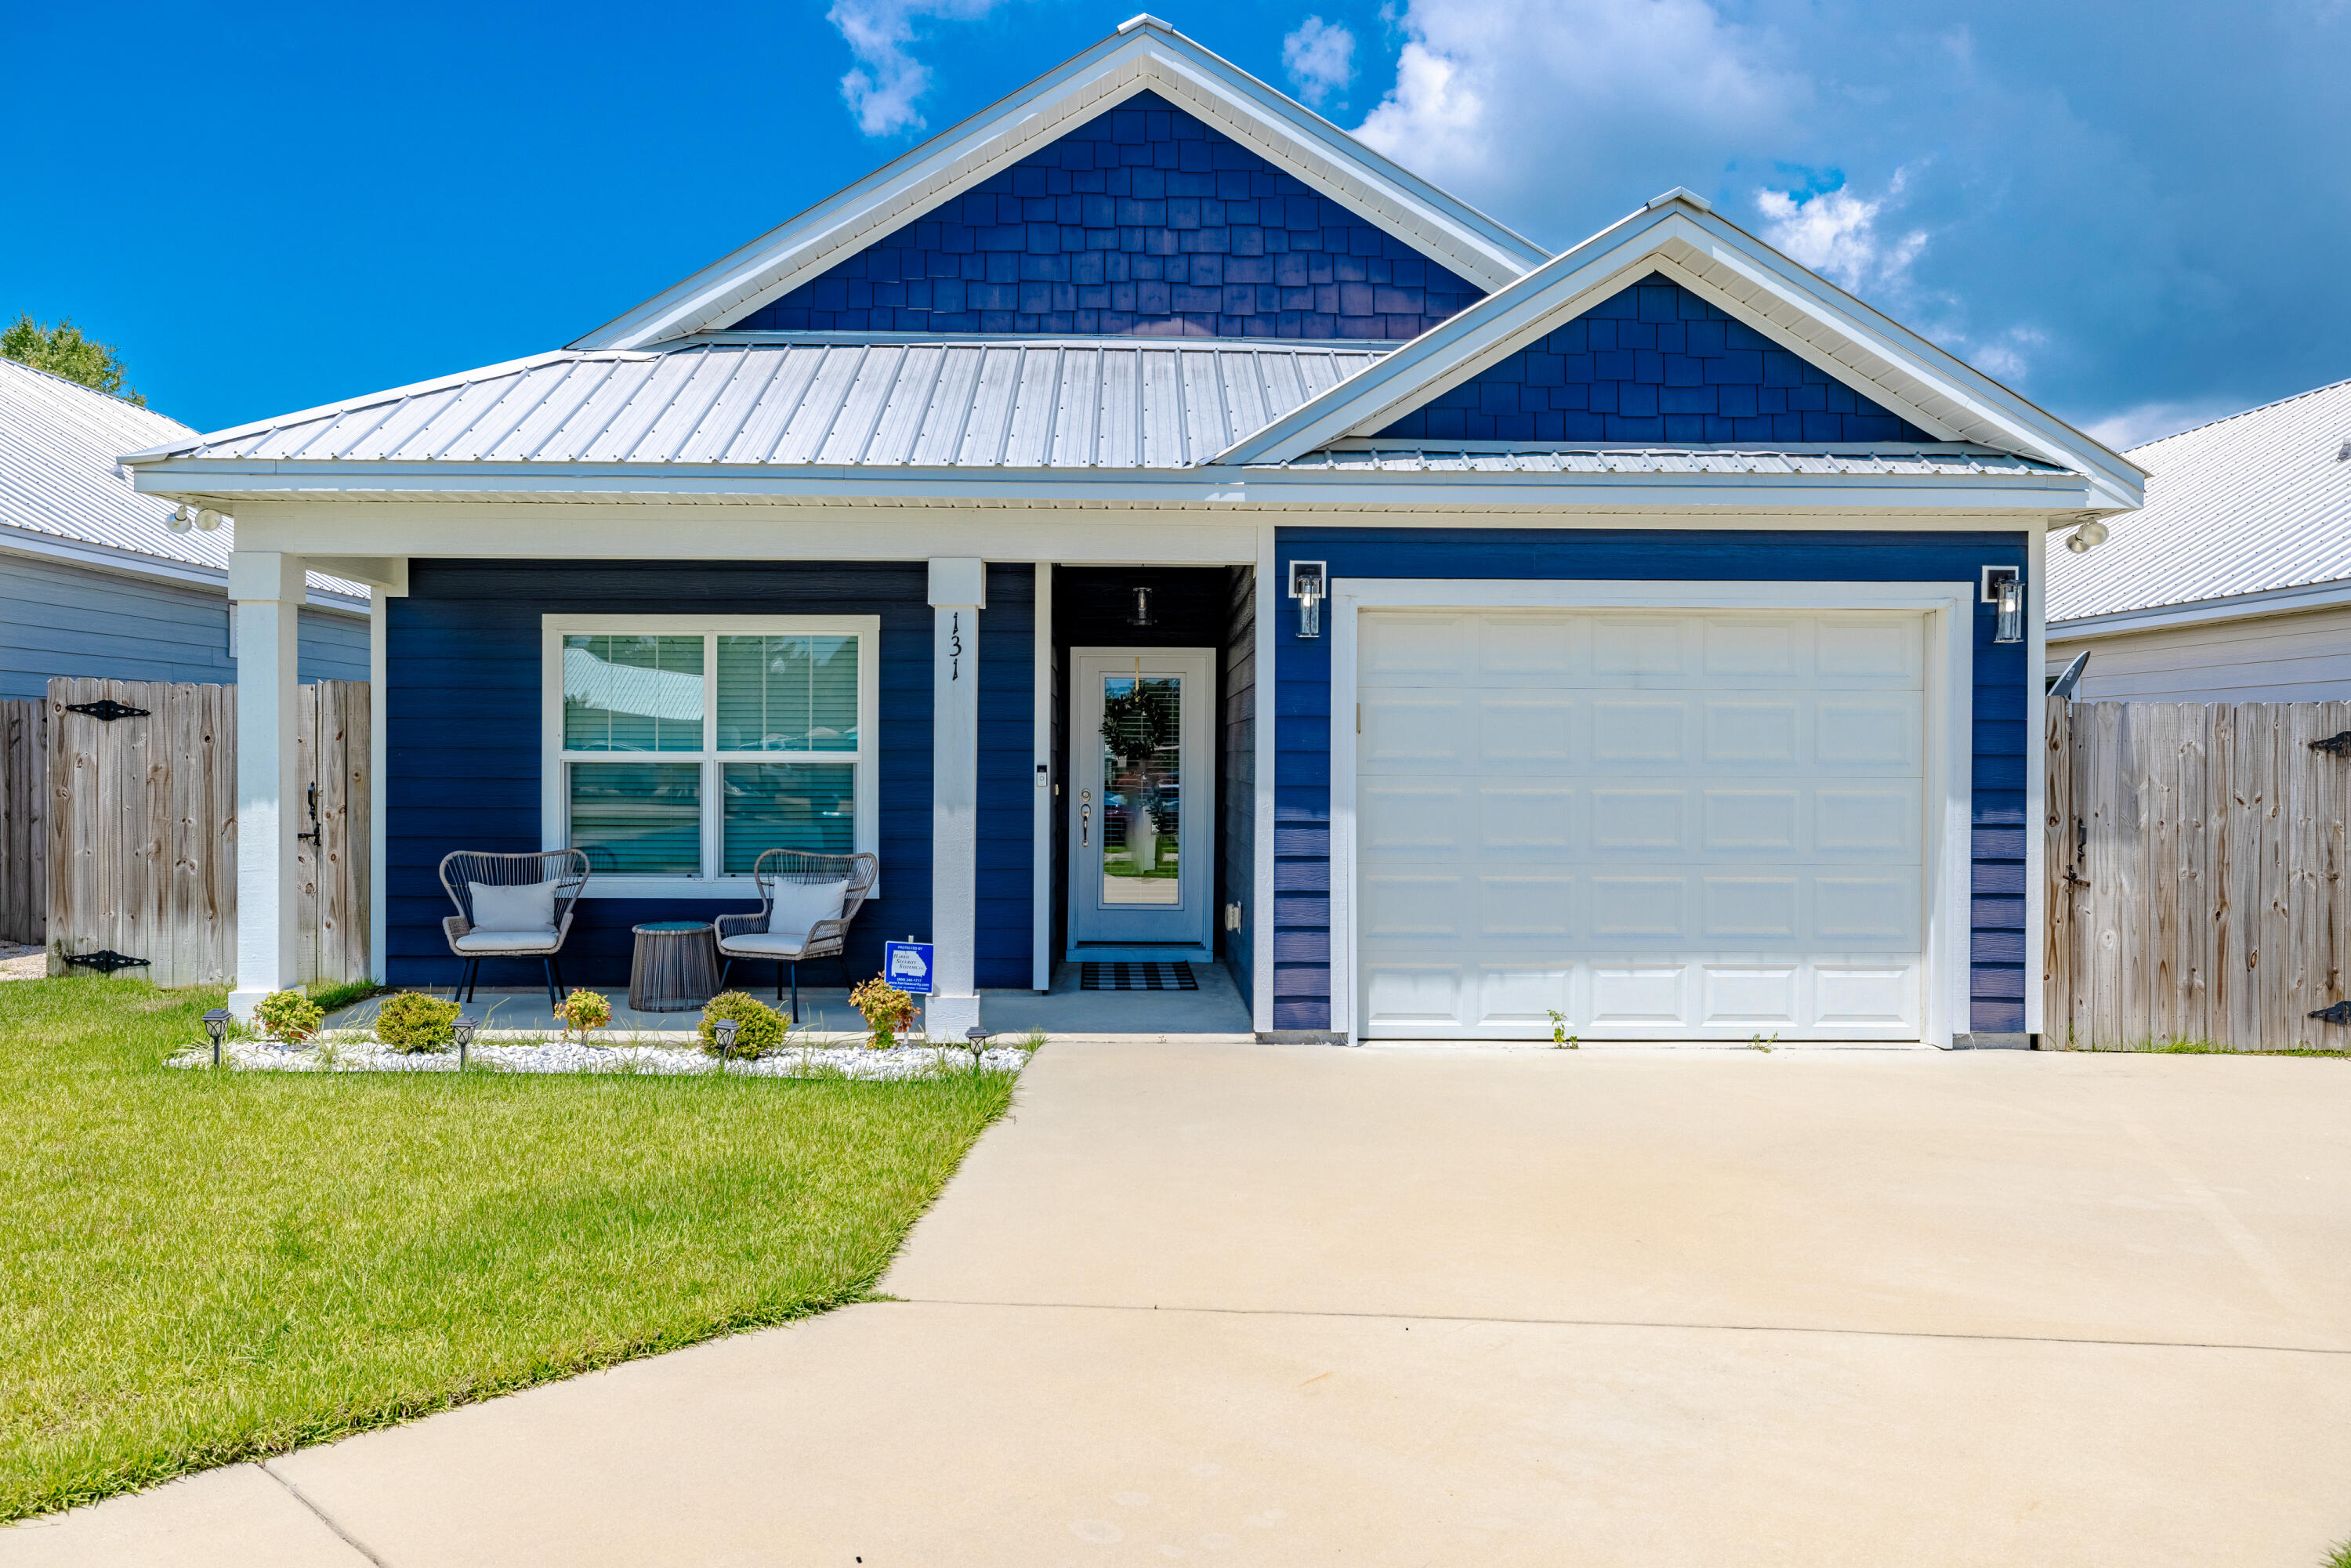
[1214,196,2147,512]
[567,19,1546,353]
[2049,576,2351,639]
[0,522,368,612]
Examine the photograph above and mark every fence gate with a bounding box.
[2045,695,2351,1051]
[45,678,370,987]
[0,698,46,946]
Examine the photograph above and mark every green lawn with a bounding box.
[0,977,1016,1522]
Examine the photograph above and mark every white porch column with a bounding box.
[927,558,986,1041]
[227,551,304,1019]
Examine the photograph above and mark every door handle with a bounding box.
[1081,789,1091,847]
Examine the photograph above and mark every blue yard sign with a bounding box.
[883,940,934,995]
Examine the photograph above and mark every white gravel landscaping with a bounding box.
[166,1036,1035,1078]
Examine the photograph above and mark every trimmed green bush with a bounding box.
[699,992,788,1059]
[373,991,460,1055]
[251,990,324,1045]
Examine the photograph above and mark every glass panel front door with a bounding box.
[1069,648,1215,953]
[1099,674,1182,907]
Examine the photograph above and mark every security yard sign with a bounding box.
[884,941,934,995]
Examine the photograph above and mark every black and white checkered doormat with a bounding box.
[1080,961,1197,991]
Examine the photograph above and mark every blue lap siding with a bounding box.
[1271,527,2030,1036]
[976,564,1037,989]
[384,561,935,990]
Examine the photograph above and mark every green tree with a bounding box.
[0,315,143,406]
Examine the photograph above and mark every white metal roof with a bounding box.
[129,341,1388,471]
[0,357,363,603]
[1270,444,2070,479]
[2046,376,2351,625]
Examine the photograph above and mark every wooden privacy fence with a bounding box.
[2045,695,2351,1051]
[38,678,370,987]
[0,699,46,945]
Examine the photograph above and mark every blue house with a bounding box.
[125,16,2142,1048]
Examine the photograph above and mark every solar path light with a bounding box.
[453,1016,476,1070]
[202,1009,231,1068]
[715,1018,740,1058]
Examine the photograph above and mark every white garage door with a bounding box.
[1355,608,1927,1041]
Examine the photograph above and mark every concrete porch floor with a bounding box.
[326,957,1252,1039]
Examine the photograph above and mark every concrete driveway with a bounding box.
[10,1044,2351,1566]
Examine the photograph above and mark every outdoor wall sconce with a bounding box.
[2063,520,2110,554]
[1128,585,1155,628]
[1983,566,2024,644]
[714,1019,740,1057]
[453,1016,476,1069]
[202,1008,230,1067]
[1289,559,1328,639]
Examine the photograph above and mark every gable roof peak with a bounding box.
[1645,186,1713,214]
[571,21,1547,352]
[1117,13,1177,34]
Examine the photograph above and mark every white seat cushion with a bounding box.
[470,878,560,931]
[453,927,563,953]
[720,930,814,958]
[767,879,848,936]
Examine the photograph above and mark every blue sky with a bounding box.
[9,0,2346,447]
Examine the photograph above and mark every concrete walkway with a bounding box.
[9,1045,2351,1566]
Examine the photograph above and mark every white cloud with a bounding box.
[1753,173,1928,296]
[1354,0,1802,202]
[2083,397,2248,452]
[1281,16,1357,107]
[828,0,1002,137]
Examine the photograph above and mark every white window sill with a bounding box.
[578,878,766,901]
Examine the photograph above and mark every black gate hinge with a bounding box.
[63,950,150,973]
[64,699,149,722]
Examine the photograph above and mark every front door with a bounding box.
[1069,647,1215,955]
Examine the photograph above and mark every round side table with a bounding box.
[629,921,719,1012]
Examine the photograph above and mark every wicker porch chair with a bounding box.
[439,849,592,1008]
[715,849,878,1016]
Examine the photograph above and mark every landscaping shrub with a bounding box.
[849,976,918,1049]
[698,991,788,1059]
[555,987,610,1041]
[252,990,323,1044]
[373,991,459,1055]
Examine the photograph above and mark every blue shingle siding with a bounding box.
[1271,527,2030,1036]
[1375,273,1938,445]
[733,92,1485,341]
[976,564,1035,990]
[384,561,933,990]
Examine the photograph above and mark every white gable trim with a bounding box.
[1217,197,2146,513]
[571,20,1546,353]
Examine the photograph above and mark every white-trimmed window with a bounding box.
[542,616,880,895]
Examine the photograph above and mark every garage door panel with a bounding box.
[1476,693,1577,766]
[1359,781,1469,853]
[1702,789,1801,852]
[1357,608,1927,1041]
[1701,965,1800,1027]
[1477,874,1576,937]
[1816,693,1923,767]
[1591,699,1691,766]
[1361,872,1468,939]
[1361,614,1476,682]
[1477,785,1574,851]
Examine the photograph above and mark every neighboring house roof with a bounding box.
[573,16,1547,352]
[0,356,364,605]
[2046,376,2351,630]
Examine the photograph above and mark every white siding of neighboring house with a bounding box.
[0,553,368,699]
[2049,603,2351,704]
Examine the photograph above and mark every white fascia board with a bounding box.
[570,27,1546,353]
[2049,576,2351,639]
[118,458,2095,513]
[0,523,368,614]
[1215,201,2147,515]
